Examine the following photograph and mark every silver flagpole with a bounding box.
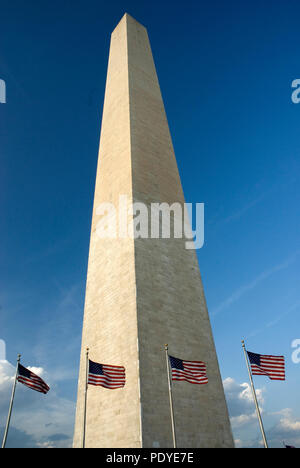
[241,340,268,448]
[2,354,21,449]
[82,347,89,449]
[164,344,177,448]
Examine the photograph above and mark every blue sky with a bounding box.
[0,0,300,448]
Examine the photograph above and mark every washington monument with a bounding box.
[73,13,234,448]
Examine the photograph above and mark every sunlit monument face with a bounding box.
[73,13,234,448]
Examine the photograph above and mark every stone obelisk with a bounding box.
[73,13,234,448]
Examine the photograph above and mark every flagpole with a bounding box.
[164,344,177,448]
[241,340,268,448]
[1,354,21,449]
[82,347,89,449]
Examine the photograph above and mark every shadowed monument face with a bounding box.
[73,13,234,448]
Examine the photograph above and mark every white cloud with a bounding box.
[27,367,45,377]
[224,377,268,447]
[0,359,75,448]
[230,412,256,428]
[36,441,55,448]
[223,377,265,434]
[271,408,300,434]
[0,340,6,360]
[234,438,243,448]
[0,359,15,389]
[223,377,300,448]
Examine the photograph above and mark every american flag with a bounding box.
[247,351,285,381]
[88,359,125,389]
[17,364,50,394]
[169,355,208,385]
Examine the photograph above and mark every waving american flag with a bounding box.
[247,351,285,381]
[88,359,125,389]
[17,364,50,394]
[169,355,208,385]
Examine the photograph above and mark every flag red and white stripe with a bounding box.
[17,364,50,394]
[247,351,285,381]
[88,359,125,389]
[169,355,208,385]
